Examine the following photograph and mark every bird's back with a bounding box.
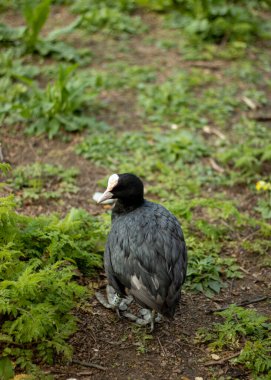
[104,201,187,317]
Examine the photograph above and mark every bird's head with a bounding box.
[97,173,144,206]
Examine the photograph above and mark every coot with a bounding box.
[96,173,187,329]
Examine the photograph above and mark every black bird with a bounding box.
[97,173,187,329]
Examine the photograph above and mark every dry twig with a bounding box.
[157,336,166,356]
[249,113,271,121]
[72,359,107,371]
[242,96,257,110]
[209,158,225,173]
[0,144,4,162]
[205,296,269,314]
[189,61,224,70]
[204,352,240,366]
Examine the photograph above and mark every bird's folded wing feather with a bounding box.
[105,204,187,310]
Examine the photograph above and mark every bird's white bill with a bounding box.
[97,190,114,204]
[93,192,114,204]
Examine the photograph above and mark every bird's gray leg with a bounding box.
[96,286,162,329]
[122,309,163,331]
[95,285,133,316]
[150,310,155,332]
[95,291,113,309]
[95,285,122,310]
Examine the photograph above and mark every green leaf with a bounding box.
[0,357,14,380]
[23,0,51,49]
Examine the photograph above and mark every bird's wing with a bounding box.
[105,204,187,314]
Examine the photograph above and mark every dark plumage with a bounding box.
[98,173,187,319]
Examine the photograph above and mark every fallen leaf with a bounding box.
[209,158,225,173]
[242,96,257,110]
[211,354,220,361]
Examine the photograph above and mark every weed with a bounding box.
[143,0,271,42]
[22,0,51,52]
[0,1,88,62]
[132,326,153,354]
[76,131,149,168]
[0,50,40,80]
[255,179,271,220]
[11,65,105,138]
[154,131,209,165]
[139,70,239,128]
[72,0,146,35]
[0,23,24,46]
[0,77,29,125]
[255,197,271,220]
[0,164,106,371]
[235,340,271,376]
[185,237,242,297]
[217,141,271,183]
[76,128,209,171]
[197,305,271,378]
[8,163,79,203]
[79,64,156,92]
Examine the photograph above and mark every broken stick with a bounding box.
[205,295,268,314]
[204,352,240,366]
[72,359,107,371]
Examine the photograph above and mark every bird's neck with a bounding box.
[113,197,145,215]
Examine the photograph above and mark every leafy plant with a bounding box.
[22,0,51,52]
[75,131,149,168]
[0,77,29,125]
[0,1,88,62]
[0,164,106,371]
[72,0,146,35]
[185,237,242,297]
[139,0,271,42]
[235,339,271,376]
[132,326,153,354]
[0,50,41,80]
[0,23,24,44]
[154,131,209,165]
[8,163,79,202]
[76,128,209,171]
[14,65,104,138]
[197,305,271,378]
[0,357,14,380]
[218,141,271,182]
[255,180,271,220]
[138,70,239,128]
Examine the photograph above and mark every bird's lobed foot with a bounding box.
[95,291,113,309]
[95,286,162,331]
[95,285,133,312]
[122,309,163,332]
